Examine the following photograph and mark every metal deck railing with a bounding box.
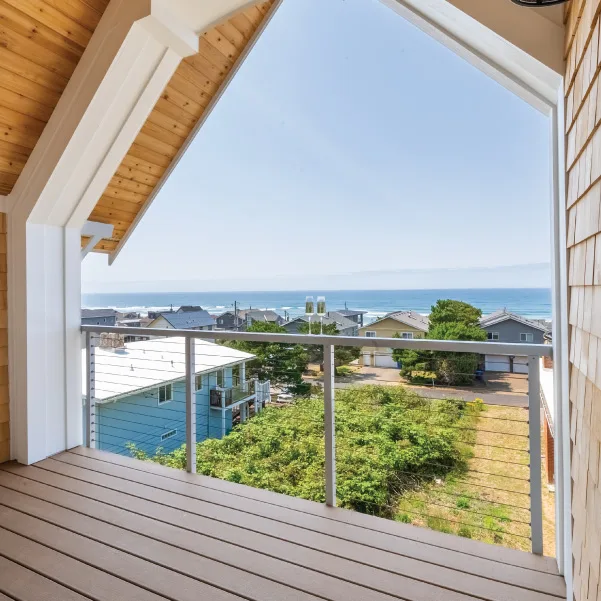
[81,324,552,555]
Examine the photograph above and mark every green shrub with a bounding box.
[133,385,474,518]
[457,526,473,538]
[456,496,471,509]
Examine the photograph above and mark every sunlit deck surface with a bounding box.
[0,447,565,601]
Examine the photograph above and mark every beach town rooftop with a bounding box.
[82,337,254,403]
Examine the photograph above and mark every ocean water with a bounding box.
[82,288,552,323]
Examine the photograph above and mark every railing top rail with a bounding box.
[81,325,552,357]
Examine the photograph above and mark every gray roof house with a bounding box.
[335,309,368,327]
[148,310,215,331]
[239,309,285,328]
[81,308,117,327]
[479,309,550,374]
[283,312,359,336]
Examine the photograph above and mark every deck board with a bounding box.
[70,446,558,573]
[0,448,566,601]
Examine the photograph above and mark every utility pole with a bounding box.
[234,300,238,331]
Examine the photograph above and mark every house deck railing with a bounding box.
[81,324,552,555]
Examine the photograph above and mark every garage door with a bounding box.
[485,355,529,374]
[374,352,398,369]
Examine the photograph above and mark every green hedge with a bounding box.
[131,385,477,516]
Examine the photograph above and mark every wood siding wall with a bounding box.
[0,213,7,463]
[565,1,601,600]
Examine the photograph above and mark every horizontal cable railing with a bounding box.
[82,324,549,554]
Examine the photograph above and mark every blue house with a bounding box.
[84,336,269,457]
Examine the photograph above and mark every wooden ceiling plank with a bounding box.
[114,164,161,188]
[0,86,54,122]
[0,121,41,149]
[215,21,249,47]
[0,66,61,108]
[254,3,272,17]
[128,142,174,169]
[203,28,238,61]
[0,47,69,93]
[97,195,146,214]
[121,153,168,178]
[0,105,46,136]
[228,13,254,40]
[2,0,93,49]
[0,139,30,163]
[198,37,236,70]
[146,107,193,140]
[109,174,155,197]
[103,185,148,205]
[39,0,105,32]
[0,1,83,68]
[244,6,266,28]
[134,132,179,161]
[0,138,33,158]
[141,120,186,149]
[92,201,140,222]
[0,14,78,80]
[96,196,140,221]
[154,95,202,128]
[168,72,216,109]
[172,63,219,97]
[0,153,25,175]
[185,52,230,86]
[0,170,17,191]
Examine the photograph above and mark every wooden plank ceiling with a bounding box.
[86,1,276,255]
[0,0,110,195]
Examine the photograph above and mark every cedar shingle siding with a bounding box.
[565,1,601,599]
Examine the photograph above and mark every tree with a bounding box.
[297,321,361,370]
[228,321,310,395]
[394,300,486,386]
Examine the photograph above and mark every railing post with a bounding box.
[85,332,96,449]
[324,343,336,507]
[185,337,196,473]
[528,355,543,555]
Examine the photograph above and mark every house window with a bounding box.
[161,429,177,441]
[365,331,377,338]
[520,333,534,342]
[216,370,224,387]
[400,332,414,340]
[158,384,173,405]
[195,374,203,391]
[488,332,500,341]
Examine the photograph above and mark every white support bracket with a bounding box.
[81,221,115,260]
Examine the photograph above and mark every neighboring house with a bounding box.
[148,310,216,331]
[84,337,269,457]
[335,309,367,327]
[359,311,429,368]
[480,309,550,374]
[283,312,358,336]
[177,305,203,313]
[238,309,285,329]
[81,309,118,327]
[215,311,245,330]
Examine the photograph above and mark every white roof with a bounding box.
[84,337,254,403]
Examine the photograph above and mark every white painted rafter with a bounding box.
[81,221,115,260]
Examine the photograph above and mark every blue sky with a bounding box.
[82,0,551,293]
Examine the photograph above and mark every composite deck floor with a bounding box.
[0,447,565,601]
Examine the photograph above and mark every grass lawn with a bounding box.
[395,404,556,555]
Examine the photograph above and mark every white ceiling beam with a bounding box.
[382,0,564,113]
